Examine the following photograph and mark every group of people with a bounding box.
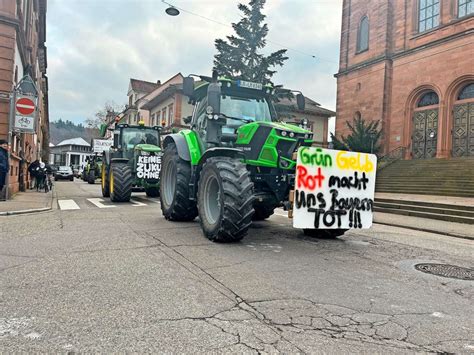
[0,138,54,199]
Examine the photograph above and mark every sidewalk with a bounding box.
[0,189,53,216]
[374,192,474,240]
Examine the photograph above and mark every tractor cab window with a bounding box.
[122,128,158,149]
[220,95,271,134]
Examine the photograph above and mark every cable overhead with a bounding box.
[161,0,337,64]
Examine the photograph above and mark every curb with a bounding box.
[373,221,474,241]
[0,190,55,216]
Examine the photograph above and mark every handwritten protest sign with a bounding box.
[293,147,377,229]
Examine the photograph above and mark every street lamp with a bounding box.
[163,1,180,16]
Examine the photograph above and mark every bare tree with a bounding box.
[85,101,125,128]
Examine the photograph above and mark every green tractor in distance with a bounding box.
[99,121,162,202]
[160,72,346,242]
[83,153,102,184]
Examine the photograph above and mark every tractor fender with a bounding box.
[198,147,244,166]
[163,134,191,161]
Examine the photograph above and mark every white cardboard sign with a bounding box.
[293,147,377,230]
[92,139,113,153]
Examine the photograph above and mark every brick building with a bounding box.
[335,0,473,159]
[0,0,49,194]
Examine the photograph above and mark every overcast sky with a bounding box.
[47,0,343,125]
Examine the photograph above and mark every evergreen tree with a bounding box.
[330,117,383,155]
[214,0,288,83]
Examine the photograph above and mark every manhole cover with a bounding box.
[414,263,474,281]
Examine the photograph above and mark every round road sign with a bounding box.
[16,97,36,115]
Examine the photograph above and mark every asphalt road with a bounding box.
[1,179,473,353]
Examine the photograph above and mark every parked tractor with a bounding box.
[83,153,102,184]
[99,121,162,202]
[159,72,346,242]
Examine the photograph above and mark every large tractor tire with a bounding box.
[145,186,159,197]
[101,164,110,197]
[197,157,254,243]
[160,144,198,221]
[303,229,347,239]
[109,163,132,202]
[252,204,275,221]
[87,170,95,184]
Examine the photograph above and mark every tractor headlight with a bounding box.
[289,132,295,138]
[281,130,288,137]
[140,151,150,156]
[304,133,309,139]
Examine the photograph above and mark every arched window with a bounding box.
[458,83,474,100]
[417,91,439,107]
[357,16,369,53]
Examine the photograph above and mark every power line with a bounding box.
[161,0,338,64]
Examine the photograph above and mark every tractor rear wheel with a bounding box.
[303,229,347,239]
[160,144,198,221]
[87,170,95,184]
[145,187,159,197]
[101,164,110,197]
[197,157,254,243]
[109,163,132,202]
[252,204,275,221]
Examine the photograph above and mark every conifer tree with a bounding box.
[214,0,288,84]
[331,117,383,154]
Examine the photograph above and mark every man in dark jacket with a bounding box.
[28,159,40,189]
[0,139,9,198]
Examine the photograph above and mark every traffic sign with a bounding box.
[16,97,36,116]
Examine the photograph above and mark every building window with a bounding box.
[161,108,167,126]
[417,91,439,107]
[168,104,174,126]
[458,0,474,17]
[357,16,369,53]
[458,83,474,100]
[419,0,440,32]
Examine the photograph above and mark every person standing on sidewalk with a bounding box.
[0,139,10,200]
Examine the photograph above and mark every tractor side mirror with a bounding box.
[183,115,192,124]
[183,77,195,98]
[296,93,305,111]
[207,82,221,115]
[99,123,107,137]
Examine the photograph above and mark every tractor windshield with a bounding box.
[221,95,272,133]
[122,128,159,149]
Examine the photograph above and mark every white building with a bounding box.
[49,137,92,168]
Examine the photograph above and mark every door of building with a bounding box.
[412,109,438,159]
[452,103,474,157]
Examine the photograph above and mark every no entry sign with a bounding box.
[16,97,36,116]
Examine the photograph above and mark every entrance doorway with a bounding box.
[412,91,439,159]
[452,83,474,157]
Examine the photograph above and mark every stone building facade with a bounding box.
[335,0,474,159]
[0,0,48,194]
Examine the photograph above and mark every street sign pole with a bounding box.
[4,90,16,200]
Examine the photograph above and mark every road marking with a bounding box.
[87,198,116,208]
[130,198,147,207]
[58,199,80,210]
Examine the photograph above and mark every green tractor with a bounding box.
[159,72,346,242]
[83,153,102,184]
[100,121,162,202]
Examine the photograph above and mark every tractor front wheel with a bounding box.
[252,204,275,221]
[109,163,132,202]
[160,144,198,221]
[101,164,110,197]
[145,186,159,197]
[87,170,95,184]
[303,229,347,239]
[197,157,254,243]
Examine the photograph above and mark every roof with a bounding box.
[129,79,160,94]
[49,143,55,147]
[141,84,181,110]
[275,96,336,117]
[56,137,91,147]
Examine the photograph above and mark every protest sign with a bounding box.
[136,155,161,179]
[293,147,377,229]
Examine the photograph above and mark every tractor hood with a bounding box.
[134,144,161,153]
[257,121,312,134]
